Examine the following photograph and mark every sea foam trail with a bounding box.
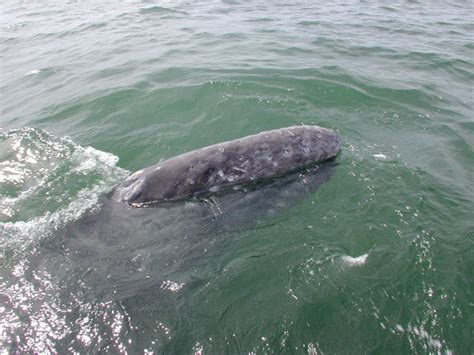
[0,127,127,260]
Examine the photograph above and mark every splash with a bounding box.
[341,253,368,267]
[0,127,128,260]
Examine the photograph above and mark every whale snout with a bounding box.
[112,173,146,203]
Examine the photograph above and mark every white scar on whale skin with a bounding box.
[233,167,248,173]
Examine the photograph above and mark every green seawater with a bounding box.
[1,0,473,353]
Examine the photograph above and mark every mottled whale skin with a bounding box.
[112,125,341,206]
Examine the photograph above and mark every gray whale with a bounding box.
[112,125,341,206]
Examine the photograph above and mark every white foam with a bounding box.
[160,280,184,292]
[0,127,128,257]
[25,69,40,76]
[72,145,119,173]
[341,253,368,267]
[373,153,388,161]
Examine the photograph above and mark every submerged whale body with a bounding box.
[112,125,341,206]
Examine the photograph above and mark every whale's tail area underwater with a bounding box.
[112,125,341,206]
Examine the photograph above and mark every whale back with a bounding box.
[112,125,341,206]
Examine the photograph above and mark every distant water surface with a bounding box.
[1,0,473,353]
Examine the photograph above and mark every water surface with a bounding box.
[1,0,473,353]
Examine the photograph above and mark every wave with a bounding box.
[0,127,127,262]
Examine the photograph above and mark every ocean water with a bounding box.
[1,0,473,353]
